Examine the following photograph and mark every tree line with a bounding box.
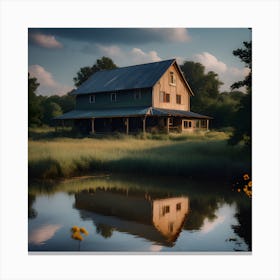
[29,41,251,147]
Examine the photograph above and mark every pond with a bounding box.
[28,174,251,253]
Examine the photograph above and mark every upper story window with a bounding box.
[170,71,176,85]
[176,203,181,211]
[160,91,170,103]
[162,205,170,216]
[134,90,141,100]
[176,94,181,104]
[89,95,95,104]
[111,92,117,102]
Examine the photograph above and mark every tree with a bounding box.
[180,61,223,113]
[73,56,117,87]
[42,101,63,125]
[231,41,252,91]
[45,91,75,113]
[228,41,252,146]
[28,73,42,127]
[179,61,243,129]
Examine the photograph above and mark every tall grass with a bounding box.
[28,130,251,181]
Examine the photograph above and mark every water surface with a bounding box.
[28,175,251,252]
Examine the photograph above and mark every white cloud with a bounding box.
[97,44,122,57]
[29,65,72,96]
[30,33,63,49]
[194,52,250,92]
[88,43,162,66]
[130,48,161,64]
[200,215,226,234]
[195,52,227,74]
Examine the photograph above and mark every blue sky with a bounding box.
[28,28,251,96]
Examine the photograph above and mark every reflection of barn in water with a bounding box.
[74,188,189,247]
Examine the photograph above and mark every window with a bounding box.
[176,203,181,211]
[201,120,207,128]
[162,205,170,215]
[176,95,181,104]
[168,222,174,233]
[134,90,141,100]
[183,120,192,128]
[170,71,176,85]
[111,92,117,102]
[89,95,95,104]
[160,91,170,103]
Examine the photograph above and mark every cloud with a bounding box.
[83,43,162,66]
[31,28,190,45]
[29,65,72,96]
[130,48,161,64]
[200,215,226,234]
[194,52,250,92]
[149,245,163,252]
[96,44,123,57]
[29,32,63,49]
[29,224,62,245]
[195,52,227,73]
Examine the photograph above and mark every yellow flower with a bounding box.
[72,231,83,241]
[72,226,80,233]
[243,174,250,180]
[80,227,89,236]
[237,188,241,192]
[248,181,252,187]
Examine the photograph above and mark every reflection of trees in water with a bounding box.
[232,202,252,251]
[183,194,252,251]
[184,197,220,230]
[95,223,114,238]
[28,194,37,219]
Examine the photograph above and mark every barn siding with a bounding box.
[152,64,191,111]
[76,88,152,110]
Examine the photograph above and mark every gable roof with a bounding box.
[73,59,194,96]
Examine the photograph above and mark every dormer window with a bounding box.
[111,92,117,102]
[170,71,176,85]
[89,95,95,104]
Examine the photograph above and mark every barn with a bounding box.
[56,59,212,134]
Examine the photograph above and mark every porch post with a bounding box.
[206,119,209,131]
[91,118,95,134]
[166,117,170,134]
[142,116,146,134]
[126,117,129,134]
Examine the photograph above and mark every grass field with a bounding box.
[28,128,251,181]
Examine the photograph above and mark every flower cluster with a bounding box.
[232,173,252,198]
[71,226,89,241]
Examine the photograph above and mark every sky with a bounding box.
[28,28,251,96]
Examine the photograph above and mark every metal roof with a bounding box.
[55,107,212,120]
[73,59,175,95]
[55,107,151,120]
[151,108,213,119]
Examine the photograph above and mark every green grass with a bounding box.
[28,128,251,181]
